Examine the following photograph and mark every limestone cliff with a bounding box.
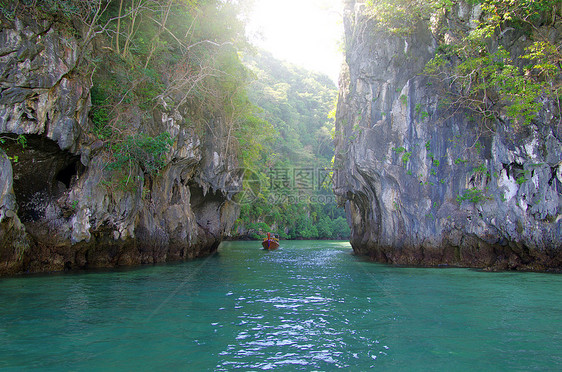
[335,0,562,270]
[0,15,241,275]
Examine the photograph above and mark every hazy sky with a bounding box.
[246,0,344,84]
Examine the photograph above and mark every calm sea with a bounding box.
[0,240,560,370]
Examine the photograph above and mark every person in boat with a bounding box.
[263,232,279,244]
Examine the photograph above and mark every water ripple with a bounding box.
[0,241,560,370]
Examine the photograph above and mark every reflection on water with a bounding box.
[209,241,404,370]
[0,240,561,370]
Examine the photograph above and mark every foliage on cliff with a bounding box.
[367,0,562,129]
[90,0,265,188]
[365,0,453,35]
[332,0,562,269]
[0,0,267,190]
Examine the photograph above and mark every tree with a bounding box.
[317,216,333,239]
[332,217,351,239]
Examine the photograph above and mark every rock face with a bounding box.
[334,0,562,270]
[0,17,241,275]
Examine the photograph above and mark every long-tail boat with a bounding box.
[262,232,279,250]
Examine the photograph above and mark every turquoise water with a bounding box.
[0,240,561,371]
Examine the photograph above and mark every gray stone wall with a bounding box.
[0,17,241,275]
[334,0,562,270]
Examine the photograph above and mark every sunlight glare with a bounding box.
[247,0,344,84]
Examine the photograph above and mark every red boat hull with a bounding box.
[262,239,280,250]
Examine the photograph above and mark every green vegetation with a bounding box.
[472,163,489,175]
[364,1,560,209]
[457,187,488,204]
[424,0,561,128]
[365,0,455,36]
[516,176,527,185]
[0,134,27,163]
[1,1,350,240]
[233,51,349,240]
[402,151,412,165]
[106,132,174,181]
[367,0,561,128]
[474,142,484,155]
[0,134,27,149]
[0,0,261,191]
[235,202,350,240]
[243,51,337,167]
[391,146,412,166]
[82,0,264,190]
